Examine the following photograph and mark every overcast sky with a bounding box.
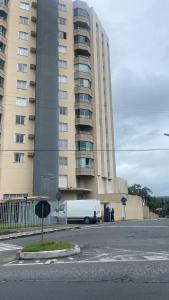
[85,0,169,196]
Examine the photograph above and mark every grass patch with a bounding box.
[22,240,73,252]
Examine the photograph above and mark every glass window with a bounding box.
[19,31,29,40]
[74,8,89,19]
[58,3,67,11]
[75,93,92,103]
[58,31,67,39]
[14,153,25,163]
[58,45,67,54]
[59,123,68,132]
[15,133,25,143]
[0,59,4,70]
[75,64,91,73]
[59,106,68,115]
[58,76,68,83]
[59,175,68,188]
[75,78,91,88]
[0,76,4,88]
[76,141,93,151]
[16,97,27,106]
[0,26,6,37]
[16,115,25,125]
[20,2,29,10]
[58,139,68,149]
[17,47,28,56]
[59,157,68,166]
[17,63,28,73]
[19,16,29,25]
[74,35,90,45]
[76,109,92,119]
[58,17,67,25]
[17,80,27,89]
[58,60,67,69]
[58,90,68,99]
[76,157,94,168]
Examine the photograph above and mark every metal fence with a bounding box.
[0,199,67,229]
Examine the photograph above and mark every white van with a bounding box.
[58,199,102,224]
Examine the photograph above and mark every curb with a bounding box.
[18,244,80,260]
[0,226,81,242]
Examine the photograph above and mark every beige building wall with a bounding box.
[58,0,76,190]
[0,0,36,199]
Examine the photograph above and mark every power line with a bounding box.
[0,148,169,152]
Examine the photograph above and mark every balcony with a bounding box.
[27,152,34,158]
[74,29,90,40]
[74,71,92,82]
[29,97,36,103]
[74,15,90,28]
[31,30,37,38]
[76,116,93,128]
[75,100,93,111]
[30,47,36,54]
[30,81,36,87]
[76,131,94,143]
[31,16,37,23]
[0,2,8,15]
[28,134,35,140]
[30,64,36,70]
[32,1,37,9]
[29,115,35,121]
[76,150,94,159]
[76,168,94,177]
[75,86,92,97]
[74,55,91,67]
[74,42,91,56]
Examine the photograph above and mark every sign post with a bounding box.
[121,197,127,221]
[35,200,51,241]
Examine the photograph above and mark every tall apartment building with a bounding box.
[0,0,119,202]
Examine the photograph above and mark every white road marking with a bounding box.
[0,242,21,252]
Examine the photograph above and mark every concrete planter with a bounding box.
[18,244,80,260]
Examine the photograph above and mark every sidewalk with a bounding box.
[0,224,82,241]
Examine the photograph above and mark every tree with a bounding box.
[128,184,153,201]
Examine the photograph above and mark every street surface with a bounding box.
[1,219,169,299]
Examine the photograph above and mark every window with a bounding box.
[74,35,90,45]
[58,60,67,69]
[74,8,89,19]
[75,78,91,88]
[59,157,68,166]
[58,76,67,83]
[0,76,4,88]
[58,46,67,54]
[58,90,68,99]
[17,80,27,89]
[76,157,94,169]
[20,2,29,10]
[14,153,24,163]
[76,109,92,119]
[19,16,29,25]
[58,3,67,11]
[75,93,92,103]
[17,63,28,73]
[59,123,68,132]
[58,139,68,149]
[16,97,27,106]
[15,133,25,143]
[0,26,6,37]
[19,31,29,40]
[17,47,28,56]
[75,64,91,73]
[59,175,68,188]
[58,31,67,39]
[0,59,5,70]
[16,115,25,125]
[76,141,93,151]
[3,193,28,200]
[58,17,67,25]
[59,106,68,115]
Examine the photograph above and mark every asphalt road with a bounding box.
[1,219,169,300]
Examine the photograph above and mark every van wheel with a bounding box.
[84,217,90,224]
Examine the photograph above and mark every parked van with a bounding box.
[58,199,102,224]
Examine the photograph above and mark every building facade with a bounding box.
[0,0,121,202]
